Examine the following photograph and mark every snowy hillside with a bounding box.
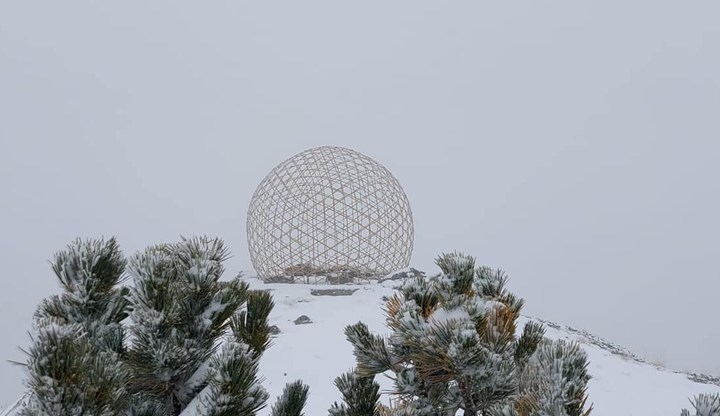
[3,276,718,416]
[245,277,719,415]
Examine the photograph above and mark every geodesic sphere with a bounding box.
[246,146,414,281]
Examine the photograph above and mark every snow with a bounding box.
[3,275,718,415]
[200,299,227,330]
[245,277,719,416]
[429,307,472,324]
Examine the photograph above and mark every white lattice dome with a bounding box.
[246,146,414,282]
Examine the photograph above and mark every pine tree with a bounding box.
[343,252,592,416]
[18,237,129,416]
[18,236,308,416]
[124,237,249,413]
[681,394,720,416]
[125,236,309,416]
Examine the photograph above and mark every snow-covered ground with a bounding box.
[3,275,718,415]
[250,277,718,415]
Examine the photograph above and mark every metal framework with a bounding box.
[247,146,414,283]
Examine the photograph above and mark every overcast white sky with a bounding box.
[1,0,719,405]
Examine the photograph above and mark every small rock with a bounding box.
[294,315,312,325]
[310,288,358,296]
[268,325,281,335]
[265,275,295,283]
[381,268,426,282]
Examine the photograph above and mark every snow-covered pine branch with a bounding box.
[328,370,381,416]
[270,380,309,416]
[681,393,720,416]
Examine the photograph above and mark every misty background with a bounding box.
[1,0,718,405]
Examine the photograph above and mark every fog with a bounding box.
[1,1,718,405]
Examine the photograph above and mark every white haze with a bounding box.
[1,0,718,406]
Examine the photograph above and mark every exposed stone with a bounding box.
[294,315,312,325]
[268,325,281,335]
[265,275,295,283]
[310,288,358,297]
[380,267,426,282]
[530,316,720,387]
